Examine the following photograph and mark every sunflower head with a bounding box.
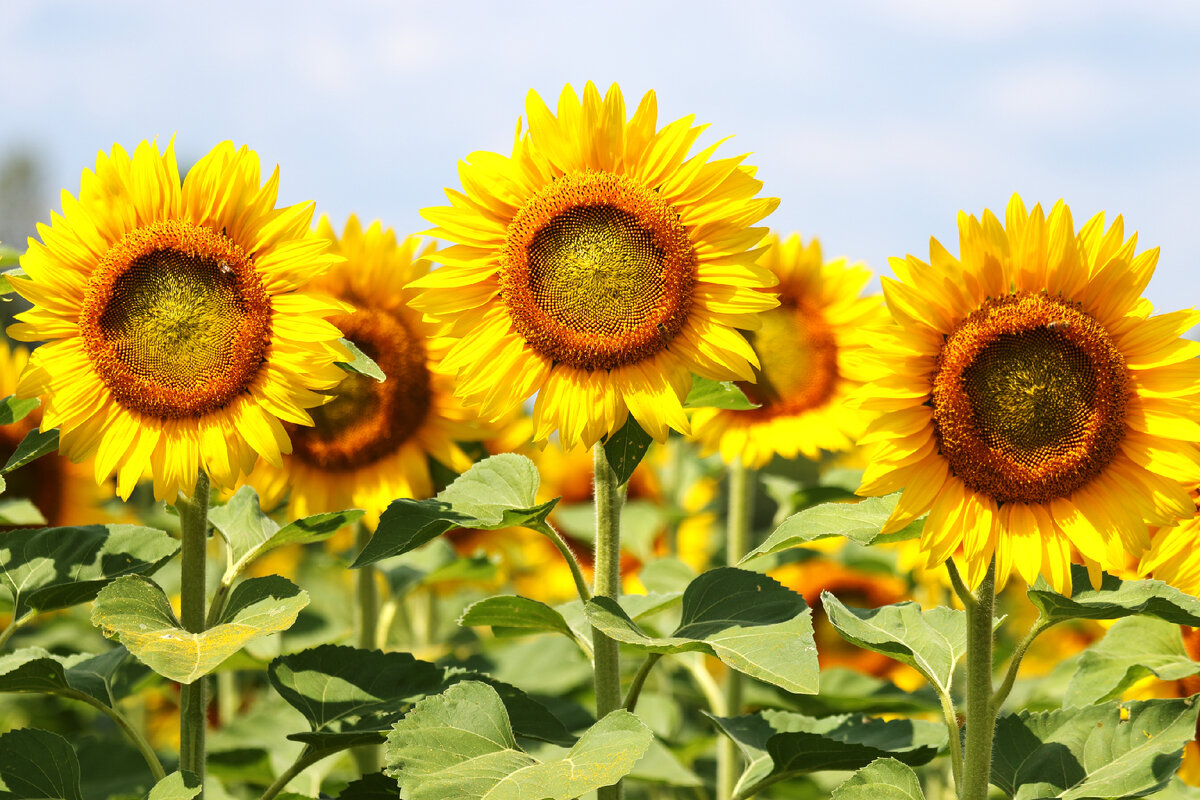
[410,82,780,450]
[10,140,352,500]
[247,215,482,525]
[690,232,887,467]
[856,195,1200,592]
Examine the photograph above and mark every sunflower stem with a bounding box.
[176,470,211,794]
[960,558,997,800]
[718,459,755,800]
[353,521,382,774]
[536,519,592,603]
[991,616,1056,716]
[592,441,625,800]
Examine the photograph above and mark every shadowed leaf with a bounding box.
[603,415,654,486]
[3,428,59,473]
[0,395,38,426]
[0,646,146,709]
[1029,566,1200,626]
[0,728,82,800]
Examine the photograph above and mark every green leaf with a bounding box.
[991,698,1199,800]
[684,376,759,410]
[0,498,45,526]
[353,454,558,567]
[0,395,39,426]
[0,266,25,295]
[92,574,308,683]
[628,738,702,787]
[707,709,945,796]
[335,337,386,381]
[603,415,653,486]
[584,567,818,693]
[785,668,941,717]
[208,486,363,581]
[459,595,575,640]
[3,428,59,473]
[146,772,202,800]
[822,593,971,696]
[335,773,400,800]
[0,728,82,800]
[268,644,447,751]
[740,494,921,564]
[0,524,179,618]
[1028,565,1200,626]
[1066,617,1200,707]
[384,680,653,800]
[831,758,926,800]
[0,646,147,709]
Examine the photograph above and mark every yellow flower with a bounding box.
[1138,487,1200,595]
[247,216,481,524]
[0,341,106,526]
[9,141,350,500]
[690,233,886,466]
[856,195,1200,592]
[410,82,779,449]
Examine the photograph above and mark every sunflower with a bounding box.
[1137,487,1200,596]
[247,216,480,524]
[0,341,106,526]
[9,141,350,500]
[856,195,1200,592]
[690,233,886,467]
[410,82,780,449]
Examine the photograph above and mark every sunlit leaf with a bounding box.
[584,567,818,693]
[831,758,926,800]
[1066,617,1200,707]
[0,395,39,426]
[0,524,178,618]
[0,499,45,526]
[684,377,758,410]
[459,595,575,640]
[991,698,1198,799]
[3,428,59,473]
[384,680,652,800]
[741,494,921,564]
[335,337,386,382]
[1028,565,1200,626]
[353,454,557,567]
[92,575,308,684]
[146,772,202,800]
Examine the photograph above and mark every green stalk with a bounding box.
[176,470,211,792]
[354,522,382,774]
[623,653,663,712]
[960,559,997,800]
[73,692,166,782]
[592,442,625,800]
[718,459,754,800]
[0,611,33,650]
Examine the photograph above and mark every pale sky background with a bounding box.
[2,0,1198,319]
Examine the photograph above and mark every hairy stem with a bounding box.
[592,442,625,800]
[936,686,963,792]
[991,616,1056,715]
[960,559,997,800]
[536,520,593,603]
[176,470,211,793]
[718,459,754,800]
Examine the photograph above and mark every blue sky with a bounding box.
[2,0,1197,317]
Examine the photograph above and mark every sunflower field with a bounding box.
[0,79,1199,800]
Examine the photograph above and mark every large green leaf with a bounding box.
[1066,617,1200,707]
[1028,565,1200,626]
[458,595,576,640]
[740,494,921,564]
[208,486,363,580]
[0,524,178,618]
[991,698,1199,799]
[0,395,39,426]
[584,567,818,693]
[684,377,758,410]
[602,414,654,486]
[334,337,386,382]
[354,454,558,567]
[0,646,146,709]
[3,428,59,473]
[92,575,308,683]
[268,645,447,751]
[786,668,941,717]
[822,593,970,696]
[831,758,926,800]
[707,709,945,797]
[0,728,82,800]
[146,772,202,800]
[384,680,653,800]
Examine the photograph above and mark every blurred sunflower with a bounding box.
[411,81,779,449]
[248,216,481,525]
[0,341,104,526]
[857,195,1200,592]
[1138,486,1200,595]
[690,233,886,466]
[9,141,350,500]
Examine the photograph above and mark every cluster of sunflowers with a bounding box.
[0,81,1198,800]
